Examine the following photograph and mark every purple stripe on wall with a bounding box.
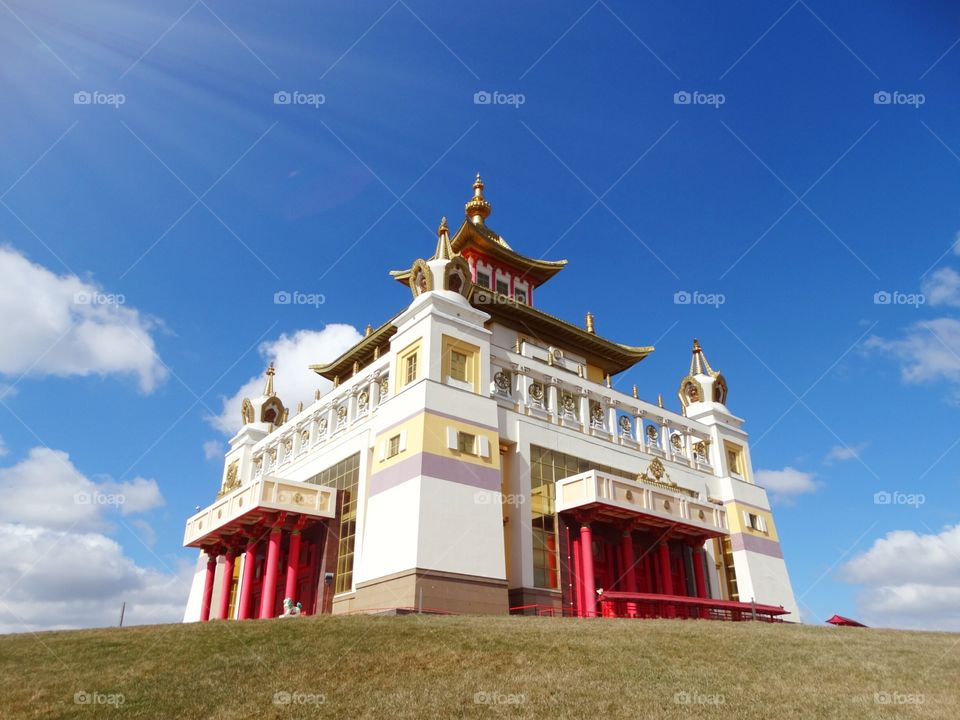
[730,532,783,559]
[369,452,501,497]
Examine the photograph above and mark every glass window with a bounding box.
[306,453,360,594]
[457,432,476,454]
[496,279,510,296]
[529,445,635,589]
[449,350,468,382]
[388,434,400,458]
[476,271,491,288]
[404,353,417,385]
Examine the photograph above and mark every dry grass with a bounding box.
[0,614,957,719]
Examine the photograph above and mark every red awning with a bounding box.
[826,614,867,627]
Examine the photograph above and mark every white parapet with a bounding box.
[183,476,337,548]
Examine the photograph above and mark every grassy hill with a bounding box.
[1,614,957,719]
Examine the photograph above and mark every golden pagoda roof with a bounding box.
[466,285,654,375]
[391,174,567,288]
[309,315,398,382]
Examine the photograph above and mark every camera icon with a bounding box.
[474,91,492,105]
[874,691,892,705]
[273,91,291,105]
[73,91,91,105]
[674,290,691,305]
[274,291,292,305]
[74,491,92,505]
[74,691,91,705]
[73,291,91,305]
[673,91,691,105]
[273,691,291,705]
[873,290,891,305]
[673,691,691,704]
[873,91,891,105]
[874,491,892,505]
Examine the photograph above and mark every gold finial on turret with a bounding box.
[352,360,360,376]
[365,323,373,337]
[465,172,492,223]
[657,393,664,408]
[605,373,612,388]
[264,362,276,397]
[297,401,304,413]
[632,384,638,399]
[585,312,595,334]
[315,389,321,401]
[433,216,454,260]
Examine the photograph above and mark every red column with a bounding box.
[620,531,637,618]
[259,527,282,619]
[217,549,236,620]
[200,551,217,622]
[238,539,257,620]
[571,534,583,617]
[658,542,675,618]
[580,524,597,618]
[284,529,302,604]
[692,543,709,619]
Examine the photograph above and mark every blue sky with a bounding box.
[2,0,960,631]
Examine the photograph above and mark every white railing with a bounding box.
[251,357,390,483]
[489,345,717,477]
[554,470,728,533]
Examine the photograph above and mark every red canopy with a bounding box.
[826,614,867,627]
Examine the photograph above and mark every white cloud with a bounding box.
[841,525,960,630]
[210,324,363,435]
[824,444,866,464]
[754,466,818,503]
[923,267,960,307]
[0,246,167,392]
[202,440,225,461]
[0,523,192,633]
[0,448,163,531]
[0,447,185,632]
[865,318,960,386]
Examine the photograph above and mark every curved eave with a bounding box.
[466,286,654,375]
[309,316,398,381]
[452,219,567,285]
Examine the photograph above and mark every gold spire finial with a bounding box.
[465,172,491,223]
[585,311,595,334]
[365,323,373,337]
[657,393,664,408]
[264,362,276,397]
[689,338,715,376]
[632,384,638,399]
[433,215,454,260]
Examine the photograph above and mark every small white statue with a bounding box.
[279,598,302,618]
